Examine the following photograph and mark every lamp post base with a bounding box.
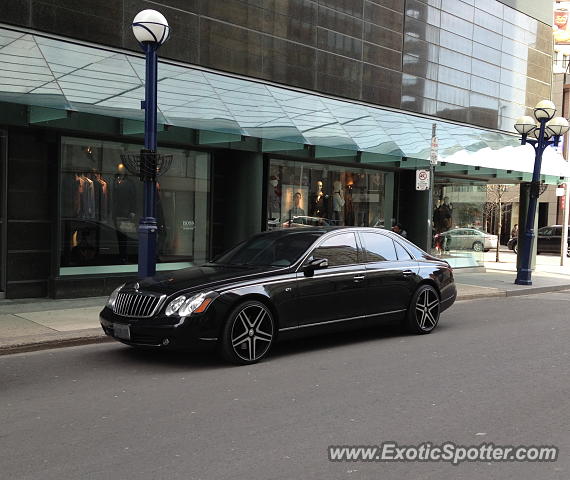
[138,217,158,278]
[514,269,532,285]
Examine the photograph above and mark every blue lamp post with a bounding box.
[513,101,569,285]
[131,10,170,278]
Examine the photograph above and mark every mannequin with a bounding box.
[267,175,281,220]
[288,192,305,219]
[434,196,453,233]
[310,180,328,218]
[332,180,345,225]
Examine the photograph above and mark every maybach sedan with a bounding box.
[100,227,457,365]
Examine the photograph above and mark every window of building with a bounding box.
[311,233,359,267]
[361,232,398,262]
[59,137,210,275]
[267,159,392,231]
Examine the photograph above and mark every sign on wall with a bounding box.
[416,169,430,191]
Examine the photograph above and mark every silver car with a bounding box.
[440,228,498,252]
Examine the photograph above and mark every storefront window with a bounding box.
[431,182,488,268]
[59,137,210,275]
[267,159,391,230]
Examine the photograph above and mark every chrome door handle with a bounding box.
[353,275,365,282]
[402,270,414,276]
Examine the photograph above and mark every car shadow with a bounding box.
[93,320,452,369]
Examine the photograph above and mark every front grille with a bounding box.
[113,292,165,318]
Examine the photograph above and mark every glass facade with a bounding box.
[430,181,489,267]
[403,0,552,131]
[267,159,393,230]
[0,0,552,134]
[59,137,210,275]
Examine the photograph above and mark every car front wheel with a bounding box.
[404,284,440,334]
[220,300,275,365]
[472,241,483,252]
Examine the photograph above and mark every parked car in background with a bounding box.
[437,228,498,252]
[508,225,570,256]
[101,227,457,364]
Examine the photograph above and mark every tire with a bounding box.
[403,284,440,335]
[472,241,483,252]
[220,300,275,365]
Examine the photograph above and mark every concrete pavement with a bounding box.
[2,291,570,480]
[0,253,569,354]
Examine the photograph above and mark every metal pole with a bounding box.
[515,120,547,285]
[427,123,436,252]
[138,42,159,279]
[562,181,570,266]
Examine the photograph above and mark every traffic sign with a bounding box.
[416,169,430,190]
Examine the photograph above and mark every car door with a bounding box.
[295,232,367,327]
[537,227,553,253]
[359,231,419,316]
[550,227,562,253]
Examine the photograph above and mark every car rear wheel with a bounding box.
[403,284,440,334]
[472,241,483,252]
[220,300,275,365]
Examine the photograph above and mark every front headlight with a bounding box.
[165,295,186,316]
[165,292,214,317]
[106,284,125,309]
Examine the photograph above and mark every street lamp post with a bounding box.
[513,101,569,285]
[131,10,170,278]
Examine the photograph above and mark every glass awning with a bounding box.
[0,27,568,179]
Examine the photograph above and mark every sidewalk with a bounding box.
[0,264,569,355]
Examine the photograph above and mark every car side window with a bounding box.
[553,227,562,236]
[361,232,398,262]
[539,227,553,236]
[311,232,359,267]
[394,240,413,260]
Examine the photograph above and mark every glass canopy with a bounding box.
[0,27,567,180]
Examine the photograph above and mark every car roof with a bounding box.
[256,226,394,237]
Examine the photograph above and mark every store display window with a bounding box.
[59,137,210,275]
[267,159,389,230]
[430,182,487,268]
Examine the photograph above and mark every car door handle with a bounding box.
[353,275,365,283]
[402,270,414,276]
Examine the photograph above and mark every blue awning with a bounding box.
[0,27,568,180]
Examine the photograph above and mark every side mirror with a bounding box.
[303,258,328,277]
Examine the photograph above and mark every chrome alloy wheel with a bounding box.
[414,288,440,332]
[230,303,274,363]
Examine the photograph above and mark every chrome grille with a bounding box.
[113,292,165,318]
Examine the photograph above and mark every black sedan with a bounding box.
[507,225,570,256]
[100,227,457,365]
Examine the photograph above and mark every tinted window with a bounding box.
[394,240,413,260]
[312,233,359,267]
[215,232,321,266]
[539,227,553,236]
[361,232,397,262]
[552,227,562,236]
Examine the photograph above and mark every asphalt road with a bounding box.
[2,292,570,480]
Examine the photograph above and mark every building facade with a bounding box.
[0,0,567,298]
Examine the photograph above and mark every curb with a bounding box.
[0,333,112,356]
[1,285,569,356]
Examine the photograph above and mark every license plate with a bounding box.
[113,323,130,340]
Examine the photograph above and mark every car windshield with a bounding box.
[212,231,323,267]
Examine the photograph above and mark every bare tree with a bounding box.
[485,185,509,262]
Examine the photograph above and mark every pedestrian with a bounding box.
[511,224,518,238]
[391,223,408,238]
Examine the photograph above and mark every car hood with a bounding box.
[130,264,288,296]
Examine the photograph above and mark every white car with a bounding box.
[439,228,498,252]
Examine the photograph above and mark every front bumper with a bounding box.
[99,307,220,350]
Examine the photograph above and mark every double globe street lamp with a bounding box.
[122,10,171,278]
[513,100,569,285]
